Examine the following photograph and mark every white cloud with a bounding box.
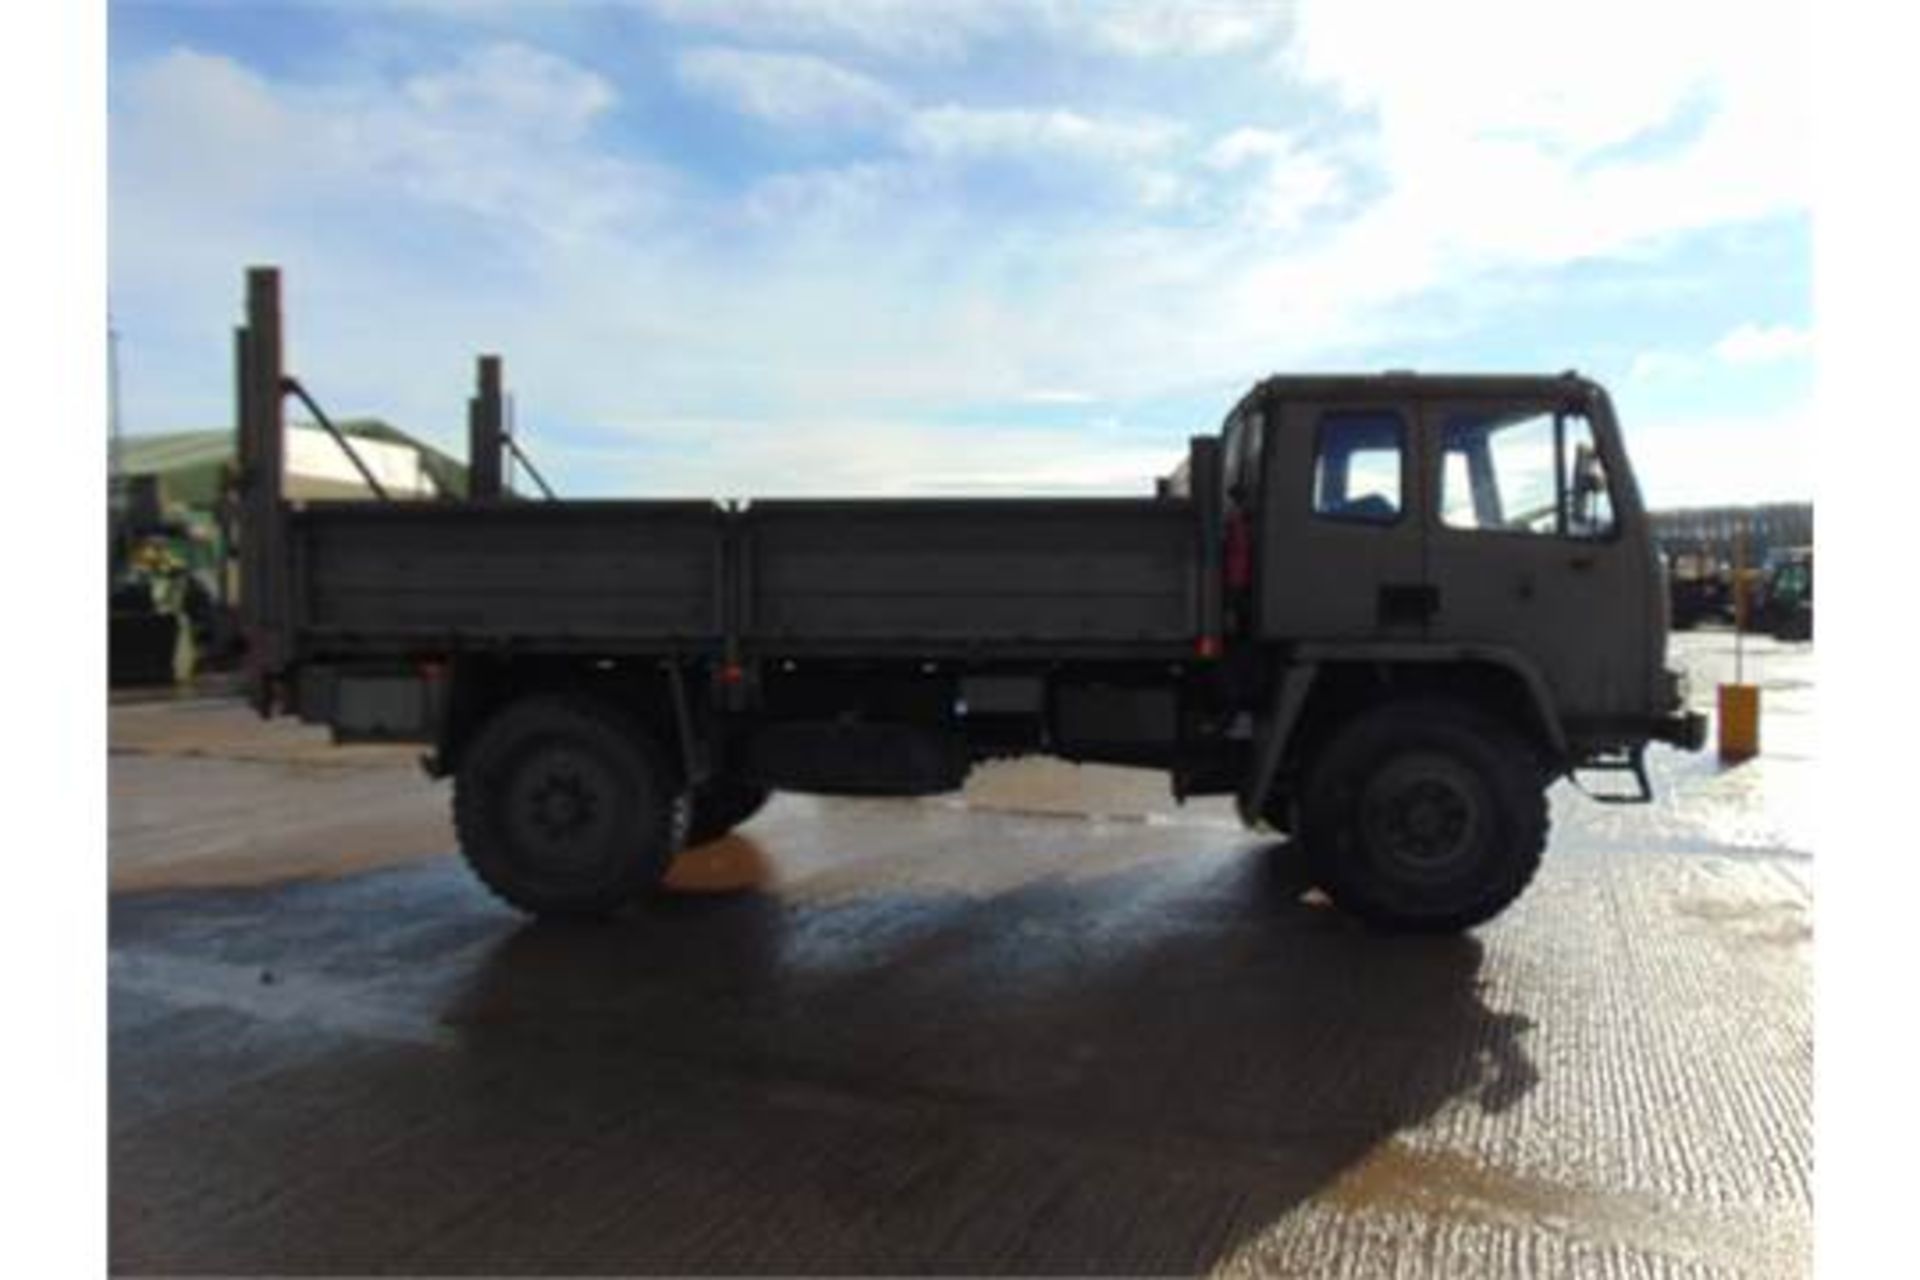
[359,48,663,244]
[402,42,614,136]
[1289,0,1734,156]
[640,0,1007,60]
[1620,405,1814,507]
[1271,0,1807,290]
[737,160,930,228]
[1017,389,1098,406]
[903,105,1179,161]
[1078,4,1289,59]
[1630,351,1699,382]
[1714,322,1814,365]
[675,46,903,126]
[1204,126,1293,171]
[641,0,1289,61]
[109,5,1809,506]
[112,50,303,197]
[114,43,661,253]
[1199,129,1347,233]
[550,413,1186,498]
[110,43,681,451]
[1632,321,1813,383]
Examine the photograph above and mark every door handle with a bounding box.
[1378,584,1438,625]
[1568,554,1596,572]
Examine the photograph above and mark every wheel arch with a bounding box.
[1244,644,1568,826]
[1292,643,1565,760]
[432,654,704,786]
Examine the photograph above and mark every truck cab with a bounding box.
[1223,373,1697,768]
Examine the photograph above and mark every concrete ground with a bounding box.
[108,631,1812,1276]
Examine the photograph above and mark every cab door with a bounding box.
[1258,395,1429,640]
[1420,395,1648,721]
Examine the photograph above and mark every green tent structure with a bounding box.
[109,419,472,687]
[118,417,470,510]
[117,430,235,510]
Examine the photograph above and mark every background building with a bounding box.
[109,419,470,684]
[118,417,467,507]
[1648,503,1813,565]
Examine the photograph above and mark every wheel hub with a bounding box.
[504,745,615,870]
[1361,753,1484,879]
[528,771,597,839]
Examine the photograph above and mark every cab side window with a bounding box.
[1312,410,1404,525]
[1439,407,1615,539]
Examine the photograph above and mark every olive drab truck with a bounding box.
[234,268,1705,933]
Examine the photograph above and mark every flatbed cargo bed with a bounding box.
[287,495,1204,662]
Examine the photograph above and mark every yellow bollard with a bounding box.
[1718,525,1761,763]
[1717,683,1760,762]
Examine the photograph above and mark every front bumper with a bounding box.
[1646,667,1708,752]
[1651,708,1709,752]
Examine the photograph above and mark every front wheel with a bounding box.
[453,695,687,917]
[1299,699,1548,933]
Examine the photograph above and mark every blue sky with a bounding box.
[108,0,1810,506]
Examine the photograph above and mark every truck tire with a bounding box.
[1299,698,1547,933]
[684,778,772,848]
[453,695,688,917]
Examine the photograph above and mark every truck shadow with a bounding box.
[427,836,1538,1274]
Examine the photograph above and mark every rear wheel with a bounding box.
[453,695,686,917]
[684,777,772,848]
[1299,698,1547,933]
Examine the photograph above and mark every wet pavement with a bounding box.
[108,632,1812,1275]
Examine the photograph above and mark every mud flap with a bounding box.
[1236,664,1318,826]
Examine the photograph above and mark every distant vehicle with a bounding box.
[233,268,1704,933]
[1757,546,1813,641]
[108,475,229,686]
[1665,550,1730,630]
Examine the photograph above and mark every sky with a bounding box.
[107,0,1811,507]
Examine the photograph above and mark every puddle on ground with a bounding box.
[1316,1139,1807,1276]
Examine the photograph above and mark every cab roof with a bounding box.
[1224,370,1602,424]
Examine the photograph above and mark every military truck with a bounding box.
[234,268,1704,933]
[1757,546,1813,640]
[1664,549,1730,630]
[109,475,226,687]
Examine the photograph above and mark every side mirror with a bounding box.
[1570,443,1602,496]
[1567,442,1606,530]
